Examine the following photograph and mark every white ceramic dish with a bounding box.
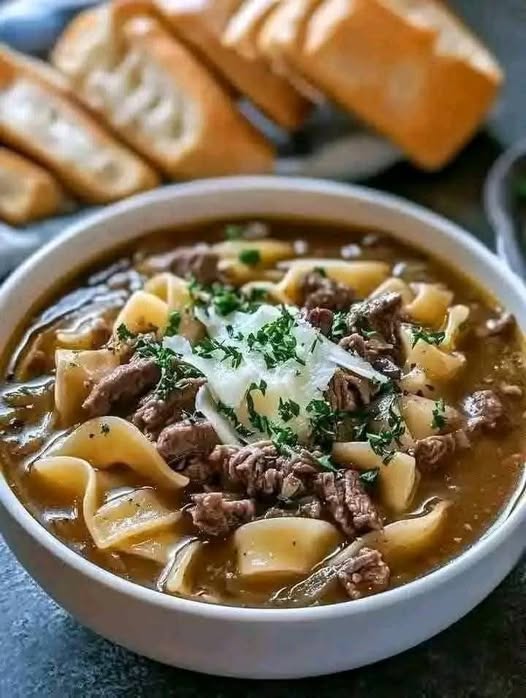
[0,177,525,679]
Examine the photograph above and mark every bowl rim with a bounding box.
[1,175,525,623]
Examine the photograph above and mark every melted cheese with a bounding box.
[165,303,384,444]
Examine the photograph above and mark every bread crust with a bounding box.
[0,45,159,203]
[154,0,310,129]
[53,2,274,177]
[297,0,503,169]
[0,148,63,225]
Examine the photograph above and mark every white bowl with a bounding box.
[0,177,525,679]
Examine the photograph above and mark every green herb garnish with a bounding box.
[217,401,252,438]
[431,398,447,430]
[194,337,243,369]
[134,335,202,398]
[116,323,136,342]
[239,248,261,267]
[246,306,304,368]
[165,310,181,337]
[313,266,327,277]
[278,398,300,422]
[360,468,380,487]
[411,326,446,348]
[188,279,265,316]
[330,311,348,342]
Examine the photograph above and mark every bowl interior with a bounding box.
[1,176,525,621]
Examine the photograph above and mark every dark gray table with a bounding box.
[1,2,525,696]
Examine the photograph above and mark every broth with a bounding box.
[1,218,524,607]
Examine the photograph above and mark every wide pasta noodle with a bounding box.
[406,283,454,327]
[212,238,294,264]
[54,348,119,426]
[48,416,188,488]
[165,540,202,595]
[33,456,181,550]
[362,501,451,563]
[332,441,418,513]
[401,325,466,381]
[144,272,204,341]
[234,518,342,579]
[400,395,461,440]
[275,259,389,302]
[113,290,169,335]
[441,304,470,351]
[369,277,414,305]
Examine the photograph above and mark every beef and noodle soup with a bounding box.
[1,219,525,608]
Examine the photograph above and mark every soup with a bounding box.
[1,219,524,608]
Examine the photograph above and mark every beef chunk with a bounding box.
[463,390,505,432]
[141,245,219,284]
[326,368,372,412]
[175,445,238,485]
[301,271,355,311]
[223,442,318,499]
[346,292,403,362]
[337,547,390,600]
[414,429,470,473]
[316,470,381,537]
[304,307,334,336]
[340,332,401,379]
[157,419,218,464]
[189,492,255,536]
[132,377,205,437]
[264,496,323,520]
[169,245,219,284]
[477,312,516,338]
[82,357,160,417]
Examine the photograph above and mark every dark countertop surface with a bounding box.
[1,2,525,696]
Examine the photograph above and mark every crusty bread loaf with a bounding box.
[0,45,159,203]
[292,0,503,169]
[154,0,310,129]
[52,1,274,178]
[0,148,64,225]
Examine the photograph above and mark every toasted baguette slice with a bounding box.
[0,45,159,204]
[256,0,325,101]
[52,2,274,178]
[154,0,310,129]
[0,148,64,225]
[297,0,503,169]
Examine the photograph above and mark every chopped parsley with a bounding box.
[238,248,261,267]
[313,266,327,277]
[194,337,243,369]
[278,398,300,422]
[366,395,405,464]
[217,401,252,438]
[165,310,181,337]
[116,323,135,342]
[359,468,380,487]
[431,398,447,430]
[411,326,445,348]
[245,383,298,451]
[306,399,340,449]
[188,279,265,316]
[246,306,305,369]
[134,334,202,398]
[329,311,348,342]
[312,453,339,473]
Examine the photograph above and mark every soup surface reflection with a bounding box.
[1,218,524,608]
